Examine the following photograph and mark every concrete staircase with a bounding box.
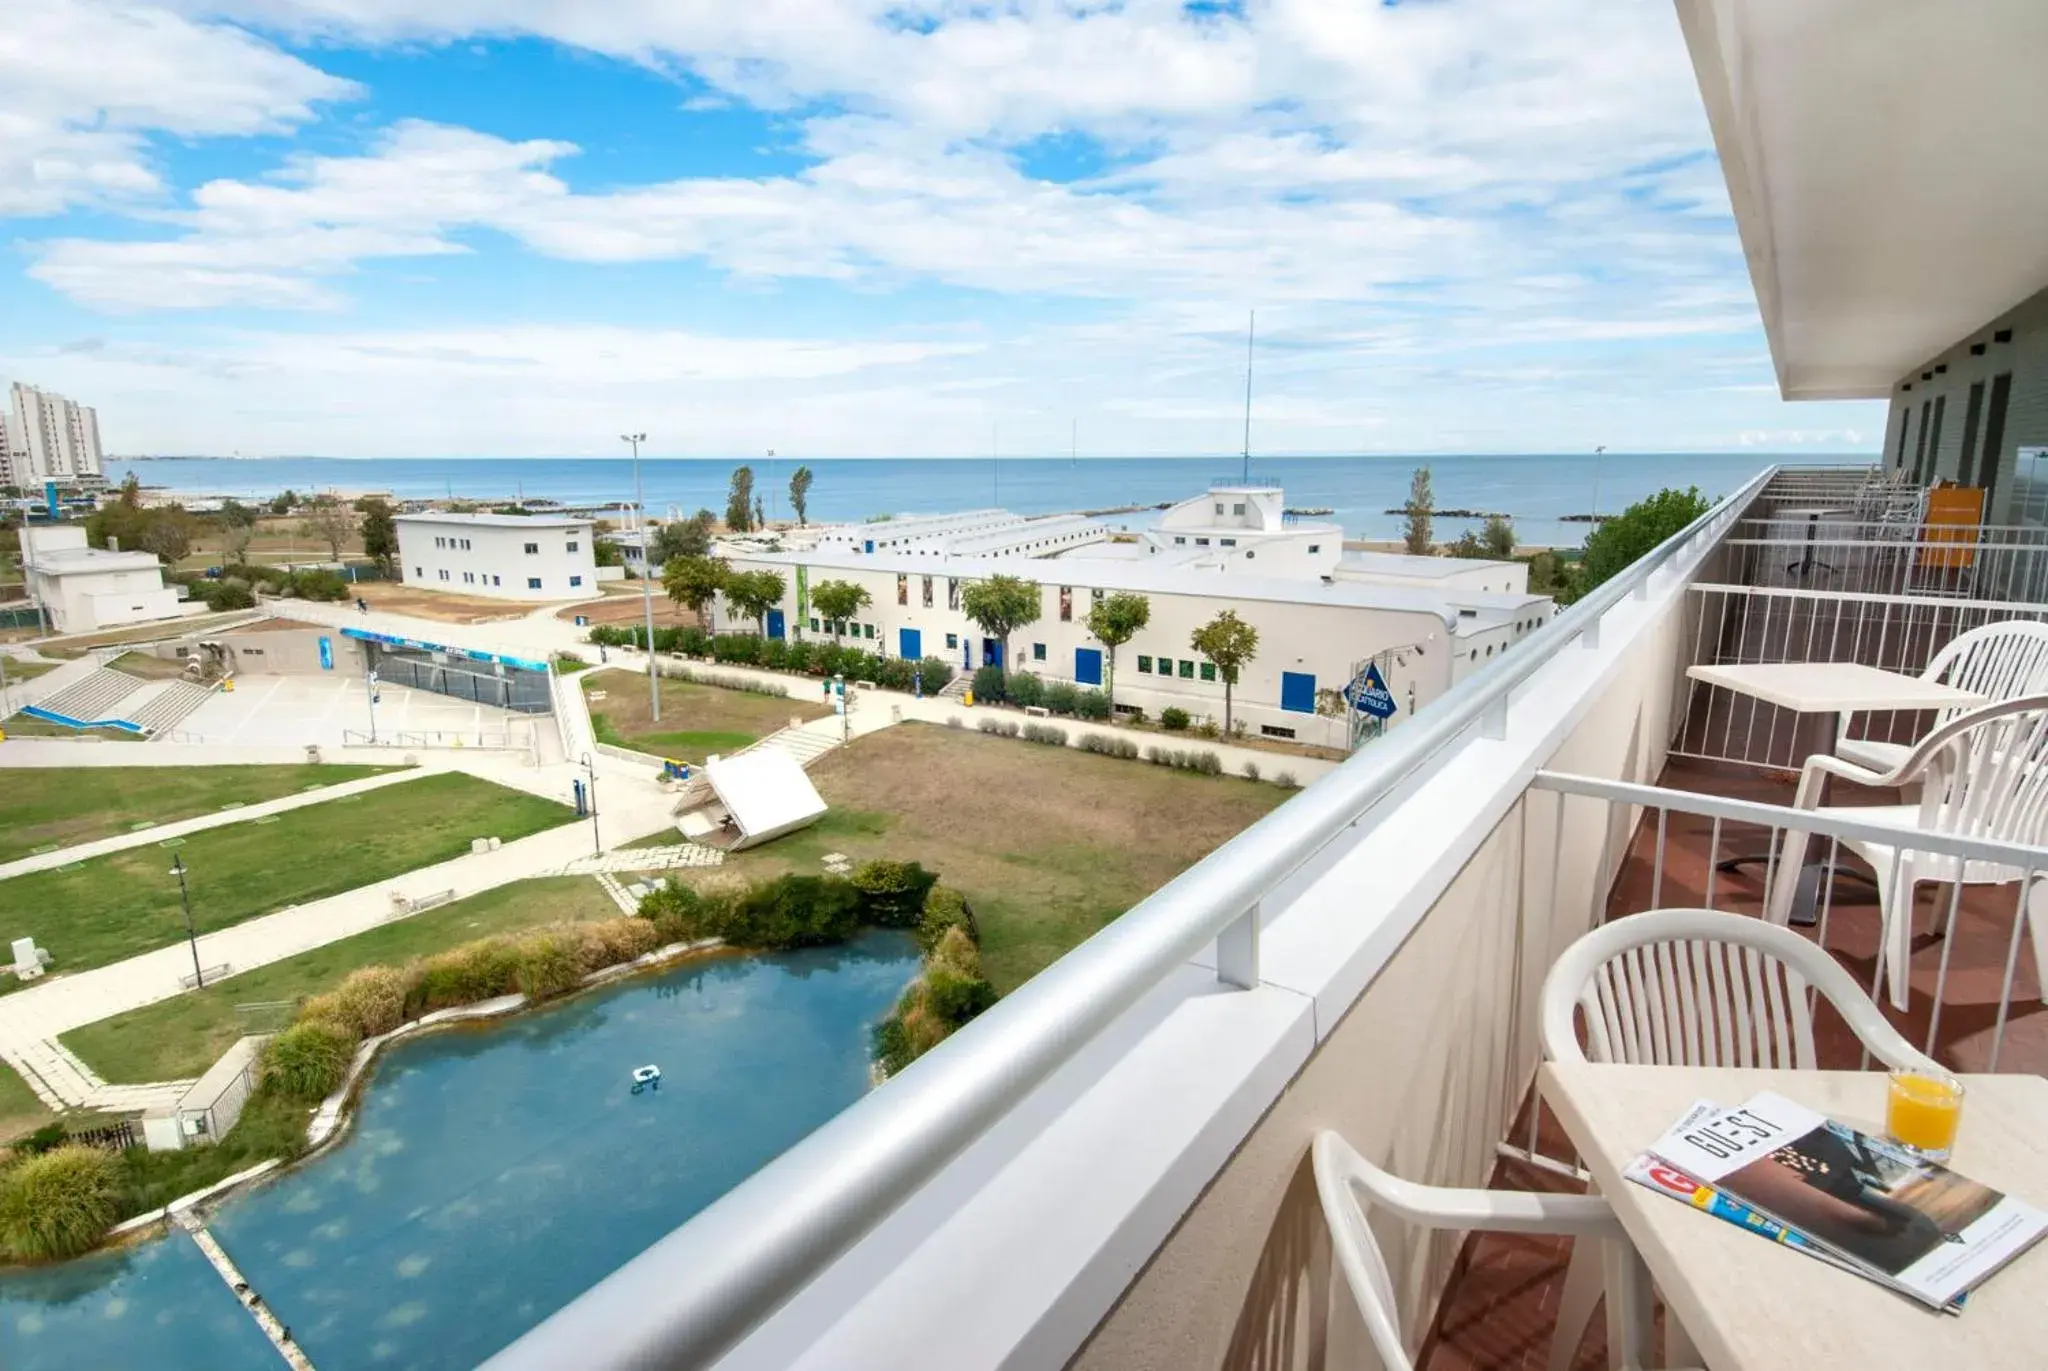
[936,672,972,701]
[34,666,147,722]
[129,679,216,735]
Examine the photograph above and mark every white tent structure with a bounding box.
[705,748,828,850]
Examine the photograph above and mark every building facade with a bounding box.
[714,549,1551,747]
[6,383,104,487]
[395,512,599,600]
[18,525,181,634]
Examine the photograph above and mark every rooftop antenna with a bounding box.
[1241,309,1256,485]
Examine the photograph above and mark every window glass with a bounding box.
[1137,655,1153,673]
[567,541,579,552]
[1179,659,1194,678]
[527,577,542,590]
[1033,643,1046,661]
[1200,662,1216,681]
[946,633,959,649]
[524,542,539,554]
[570,575,583,587]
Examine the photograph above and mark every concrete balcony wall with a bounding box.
[1068,564,1706,1371]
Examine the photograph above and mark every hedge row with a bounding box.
[972,668,1112,719]
[873,884,994,1076]
[587,624,955,692]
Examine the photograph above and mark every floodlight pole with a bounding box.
[582,752,601,855]
[623,432,659,722]
[171,853,204,989]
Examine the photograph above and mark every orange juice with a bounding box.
[1887,1070,1964,1161]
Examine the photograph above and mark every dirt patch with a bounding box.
[346,583,548,624]
[111,651,199,680]
[708,723,1288,990]
[559,593,701,628]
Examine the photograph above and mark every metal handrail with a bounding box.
[482,465,1778,1371]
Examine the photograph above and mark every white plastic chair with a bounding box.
[1836,620,2048,773]
[1535,909,1935,1371]
[1769,695,2048,1010]
[1311,1131,1657,1371]
[1539,908,1938,1072]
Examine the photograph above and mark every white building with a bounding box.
[18,525,182,634]
[5,383,104,487]
[395,512,599,600]
[714,546,1551,747]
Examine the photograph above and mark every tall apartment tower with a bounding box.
[6,382,105,485]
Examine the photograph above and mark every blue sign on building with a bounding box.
[1346,663,1397,719]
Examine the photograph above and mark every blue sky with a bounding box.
[1,0,1883,459]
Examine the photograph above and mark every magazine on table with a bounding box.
[1624,1100,1962,1311]
[1643,1092,2048,1310]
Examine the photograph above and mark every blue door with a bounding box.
[767,609,786,640]
[1280,671,1316,714]
[864,539,875,554]
[899,627,922,660]
[1074,647,1102,686]
[982,638,1004,669]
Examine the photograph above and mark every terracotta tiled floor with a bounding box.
[1419,755,2046,1371]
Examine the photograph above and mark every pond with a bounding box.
[0,932,918,1370]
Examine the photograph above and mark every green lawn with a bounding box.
[699,725,1287,992]
[584,669,828,762]
[0,763,396,862]
[0,659,59,683]
[0,772,572,978]
[0,1059,52,1143]
[64,876,621,1084]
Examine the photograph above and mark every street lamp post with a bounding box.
[581,752,601,855]
[1590,444,1608,523]
[364,659,381,744]
[170,853,205,989]
[621,432,660,723]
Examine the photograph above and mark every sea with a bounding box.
[110,452,1866,548]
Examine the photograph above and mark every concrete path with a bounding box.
[0,772,680,1110]
[0,765,441,881]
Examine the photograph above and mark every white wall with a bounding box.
[719,557,1460,746]
[396,520,598,600]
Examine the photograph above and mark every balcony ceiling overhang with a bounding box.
[1676,0,2048,399]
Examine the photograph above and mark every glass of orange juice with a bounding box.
[1887,1069,1965,1163]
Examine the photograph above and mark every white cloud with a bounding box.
[0,0,355,216]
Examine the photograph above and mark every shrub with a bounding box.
[971,664,1007,703]
[925,964,999,1023]
[1194,720,1221,740]
[918,885,978,952]
[977,717,1004,735]
[944,714,962,728]
[1191,750,1224,776]
[9,1123,68,1158]
[759,638,791,671]
[850,860,939,928]
[1160,707,1191,731]
[917,657,955,691]
[1006,671,1045,709]
[1241,760,1261,782]
[1021,722,1067,747]
[1074,689,1112,721]
[578,916,663,967]
[1146,745,1170,765]
[326,966,409,1038]
[514,931,586,1002]
[1042,680,1079,716]
[407,938,522,1016]
[0,1146,121,1260]
[730,874,863,949]
[1274,771,1300,790]
[263,1021,357,1101]
[712,634,763,666]
[877,656,915,691]
[1078,734,1140,759]
[287,568,349,602]
[679,626,713,657]
[200,578,255,611]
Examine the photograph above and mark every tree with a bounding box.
[1086,591,1150,704]
[300,499,357,561]
[726,466,756,533]
[1402,466,1435,556]
[788,466,814,526]
[1481,515,1516,559]
[810,579,871,644]
[270,489,298,516]
[359,497,398,575]
[723,568,787,636]
[754,495,766,531]
[137,507,195,563]
[663,555,728,627]
[594,539,624,568]
[222,521,254,567]
[959,574,1041,674]
[1576,487,1711,600]
[1190,610,1259,735]
[216,498,257,529]
[650,510,714,565]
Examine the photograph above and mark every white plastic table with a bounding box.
[1542,1063,2048,1371]
[1775,505,1853,577]
[1684,663,1984,920]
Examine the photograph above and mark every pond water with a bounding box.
[0,932,918,1370]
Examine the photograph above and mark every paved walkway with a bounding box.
[0,770,680,1111]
